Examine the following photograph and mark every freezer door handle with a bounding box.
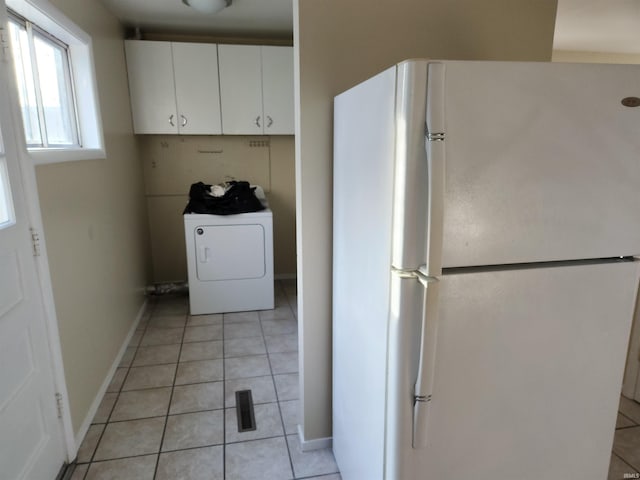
[412,274,441,448]
[424,62,446,277]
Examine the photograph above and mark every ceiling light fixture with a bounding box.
[181,0,232,14]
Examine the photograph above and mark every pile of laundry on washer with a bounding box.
[183,180,265,215]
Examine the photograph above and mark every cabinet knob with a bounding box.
[181,115,188,127]
[267,116,273,128]
[255,116,261,128]
[169,114,175,127]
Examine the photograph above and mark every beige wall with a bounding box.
[553,50,640,64]
[294,0,558,441]
[35,0,150,434]
[140,134,296,282]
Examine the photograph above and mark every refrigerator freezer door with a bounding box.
[393,259,640,480]
[438,61,640,267]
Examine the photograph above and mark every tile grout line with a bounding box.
[282,280,302,479]
[611,451,640,474]
[151,306,188,480]
[272,281,298,479]
[86,428,304,462]
[616,424,640,431]
[617,411,639,429]
[80,283,308,479]
[222,311,227,480]
[612,407,640,477]
[82,297,158,475]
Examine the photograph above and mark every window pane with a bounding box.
[0,130,14,227]
[34,34,77,146]
[8,20,42,147]
[0,158,13,227]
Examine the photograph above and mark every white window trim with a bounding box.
[6,0,105,164]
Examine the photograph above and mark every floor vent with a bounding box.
[236,389,257,432]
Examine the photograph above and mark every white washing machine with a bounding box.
[184,191,274,315]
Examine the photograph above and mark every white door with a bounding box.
[172,42,222,135]
[124,40,178,134]
[0,19,66,480]
[218,44,263,135]
[262,46,294,135]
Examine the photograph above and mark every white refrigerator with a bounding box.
[332,60,640,480]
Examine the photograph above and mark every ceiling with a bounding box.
[98,0,640,54]
[98,0,294,38]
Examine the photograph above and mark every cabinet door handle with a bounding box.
[169,114,175,127]
[267,116,273,128]
[181,115,188,127]
[255,116,261,128]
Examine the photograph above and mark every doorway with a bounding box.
[0,10,70,478]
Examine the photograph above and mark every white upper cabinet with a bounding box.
[125,40,222,135]
[218,44,294,135]
[125,41,176,134]
[217,45,263,135]
[172,43,222,135]
[262,46,294,135]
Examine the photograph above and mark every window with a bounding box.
[6,0,104,164]
[0,129,15,228]
[0,165,13,226]
[8,11,79,149]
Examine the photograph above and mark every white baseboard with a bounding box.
[297,424,333,451]
[274,273,297,280]
[73,299,148,452]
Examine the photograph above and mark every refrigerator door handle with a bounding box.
[412,272,441,448]
[424,62,446,277]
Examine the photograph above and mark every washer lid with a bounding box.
[184,207,272,221]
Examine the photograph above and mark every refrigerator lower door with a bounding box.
[388,259,639,480]
[386,272,429,480]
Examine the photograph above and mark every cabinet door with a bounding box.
[262,46,294,135]
[218,44,263,134]
[172,43,222,135]
[125,41,178,134]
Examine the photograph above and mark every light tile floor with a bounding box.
[610,396,640,479]
[71,278,640,480]
[71,280,341,480]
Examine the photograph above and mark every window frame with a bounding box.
[8,10,81,149]
[6,0,105,164]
